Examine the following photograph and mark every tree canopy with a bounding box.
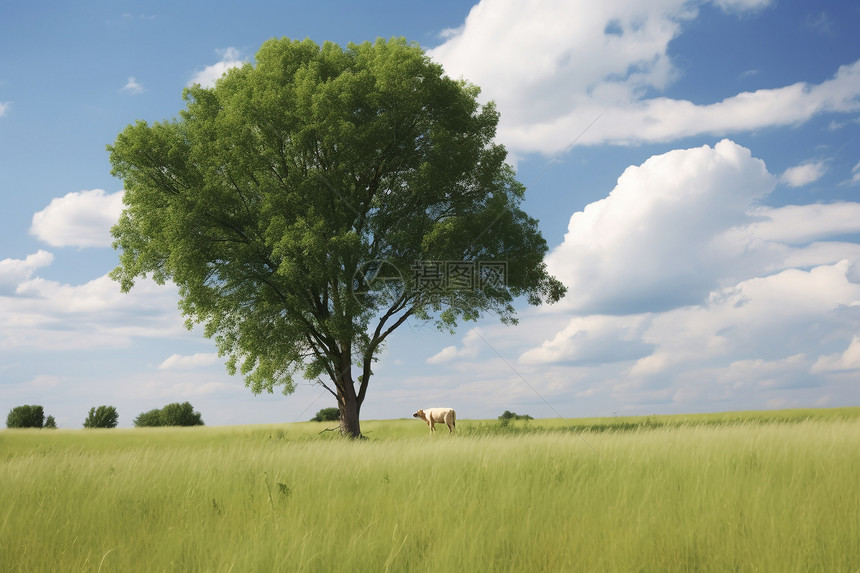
[311,407,341,422]
[83,405,119,428]
[133,402,204,427]
[6,405,45,429]
[109,37,564,437]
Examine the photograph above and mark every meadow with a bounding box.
[2,408,859,572]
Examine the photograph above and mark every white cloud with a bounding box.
[811,336,860,373]
[0,102,9,116]
[545,139,775,314]
[522,137,860,410]
[188,47,244,88]
[0,250,54,291]
[850,161,860,186]
[805,12,835,37]
[0,271,185,351]
[426,345,458,364]
[30,189,125,248]
[629,260,860,378]
[712,0,772,13]
[780,161,827,187]
[519,314,652,365]
[737,203,860,245]
[718,354,810,391]
[426,327,483,363]
[120,77,144,94]
[159,353,220,370]
[428,0,860,154]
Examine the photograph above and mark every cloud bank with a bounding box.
[428,0,860,154]
[518,139,860,410]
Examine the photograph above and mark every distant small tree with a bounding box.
[83,405,119,428]
[498,410,533,426]
[44,416,57,429]
[133,402,204,427]
[311,407,341,422]
[6,405,45,428]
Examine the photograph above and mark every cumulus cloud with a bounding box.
[426,327,484,364]
[30,189,125,248]
[542,140,860,322]
[520,315,652,365]
[120,77,144,94]
[428,0,860,154]
[0,270,184,351]
[519,137,860,410]
[811,336,860,373]
[159,353,220,370]
[0,250,53,291]
[519,258,860,410]
[780,161,827,187]
[736,203,860,245]
[545,140,775,314]
[629,261,860,377]
[188,47,244,88]
[717,354,811,392]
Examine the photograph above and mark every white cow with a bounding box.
[413,408,456,433]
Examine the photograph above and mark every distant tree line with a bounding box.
[6,402,205,429]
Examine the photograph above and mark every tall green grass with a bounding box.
[2,409,859,571]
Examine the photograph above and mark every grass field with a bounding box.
[2,408,859,572]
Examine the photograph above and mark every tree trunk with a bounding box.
[338,393,362,439]
[336,359,363,438]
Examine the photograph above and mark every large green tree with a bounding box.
[109,37,564,438]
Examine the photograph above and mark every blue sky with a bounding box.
[2,0,859,428]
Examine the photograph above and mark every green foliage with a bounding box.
[497,409,533,428]
[133,402,204,427]
[83,405,119,428]
[311,407,340,422]
[133,409,164,427]
[43,416,57,429]
[108,36,564,438]
[161,402,204,426]
[6,405,45,428]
